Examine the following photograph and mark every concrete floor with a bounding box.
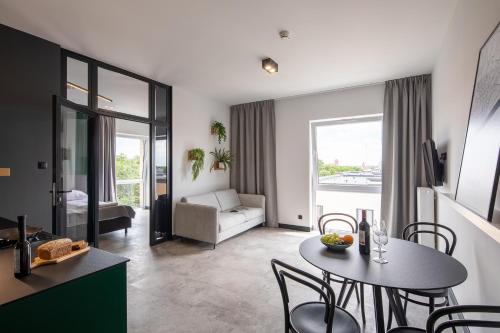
[100,216,428,333]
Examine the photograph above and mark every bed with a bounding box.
[65,190,136,240]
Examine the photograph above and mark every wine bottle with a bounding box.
[358,209,370,255]
[14,215,31,278]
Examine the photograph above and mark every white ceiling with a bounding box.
[0,0,457,105]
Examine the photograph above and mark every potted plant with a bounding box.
[188,148,205,180]
[210,148,232,171]
[211,121,227,144]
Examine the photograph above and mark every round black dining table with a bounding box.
[299,235,467,333]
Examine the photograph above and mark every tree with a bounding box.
[116,153,141,206]
[317,159,362,177]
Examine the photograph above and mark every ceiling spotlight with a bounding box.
[279,30,290,40]
[262,58,278,74]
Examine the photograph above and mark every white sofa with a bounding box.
[174,189,265,248]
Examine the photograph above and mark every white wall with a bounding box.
[172,87,230,219]
[432,0,500,314]
[275,84,385,228]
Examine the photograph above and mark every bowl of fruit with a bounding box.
[320,233,354,251]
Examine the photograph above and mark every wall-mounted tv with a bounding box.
[422,139,443,187]
[455,22,500,222]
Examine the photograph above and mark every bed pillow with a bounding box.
[66,190,88,201]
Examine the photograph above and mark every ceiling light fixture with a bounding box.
[66,81,113,103]
[262,58,278,74]
[279,30,290,40]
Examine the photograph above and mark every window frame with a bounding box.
[311,115,383,194]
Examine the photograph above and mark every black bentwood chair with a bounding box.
[387,305,500,333]
[271,259,360,333]
[317,213,366,324]
[388,222,458,330]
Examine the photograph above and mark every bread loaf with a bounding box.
[71,240,88,251]
[37,238,72,260]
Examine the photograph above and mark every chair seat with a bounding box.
[387,327,425,333]
[403,288,448,298]
[290,302,360,333]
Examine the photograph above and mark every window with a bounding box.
[98,67,149,118]
[66,57,88,106]
[313,116,382,192]
[311,116,382,224]
[115,120,150,208]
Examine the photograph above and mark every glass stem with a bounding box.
[378,244,382,260]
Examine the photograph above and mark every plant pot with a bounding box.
[211,127,217,135]
[213,161,225,170]
[188,150,196,160]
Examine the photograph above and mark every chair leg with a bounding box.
[125,228,128,235]
[320,271,327,301]
[445,297,457,333]
[342,281,356,308]
[387,306,393,330]
[337,280,348,306]
[354,283,360,303]
[213,243,216,250]
[429,297,435,314]
[360,282,366,324]
[403,291,409,314]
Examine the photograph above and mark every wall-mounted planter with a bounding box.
[211,121,227,144]
[188,148,205,181]
[212,162,225,171]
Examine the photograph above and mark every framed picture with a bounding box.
[456,22,500,221]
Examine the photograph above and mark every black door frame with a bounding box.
[61,49,173,246]
[52,95,99,245]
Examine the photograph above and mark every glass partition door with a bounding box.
[53,97,97,243]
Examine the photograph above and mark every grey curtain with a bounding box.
[381,74,432,238]
[98,116,116,202]
[230,100,278,227]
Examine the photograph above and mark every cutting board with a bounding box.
[31,246,90,269]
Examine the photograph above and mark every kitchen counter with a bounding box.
[0,217,129,332]
[0,245,128,306]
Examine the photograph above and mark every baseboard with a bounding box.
[448,289,470,333]
[278,223,311,232]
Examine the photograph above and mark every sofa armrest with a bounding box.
[238,193,265,209]
[174,202,218,244]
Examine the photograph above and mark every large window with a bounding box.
[312,116,382,223]
[313,116,382,192]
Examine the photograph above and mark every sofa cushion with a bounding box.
[232,206,264,221]
[219,212,246,232]
[214,189,241,211]
[181,193,221,211]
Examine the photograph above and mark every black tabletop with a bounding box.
[0,247,129,306]
[300,235,467,290]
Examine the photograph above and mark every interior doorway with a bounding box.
[311,115,382,230]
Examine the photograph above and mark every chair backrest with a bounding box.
[271,259,336,333]
[317,213,358,235]
[402,222,457,256]
[426,305,500,333]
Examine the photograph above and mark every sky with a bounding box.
[316,120,382,166]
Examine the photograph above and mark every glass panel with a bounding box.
[97,67,149,118]
[66,57,88,106]
[114,119,150,208]
[61,106,89,240]
[316,120,382,186]
[152,125,170,241]
[155,85,167,122]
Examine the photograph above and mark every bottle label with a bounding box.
[14,248,20,274]
[359,230,365,246]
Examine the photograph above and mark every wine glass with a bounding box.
[373,220,389,264]
[372,219,387,253]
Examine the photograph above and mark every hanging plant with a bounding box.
[188,148,205,181]
[211,121,227,144]
[210,148,233,171]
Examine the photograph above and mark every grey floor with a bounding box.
[100,214,429,333]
